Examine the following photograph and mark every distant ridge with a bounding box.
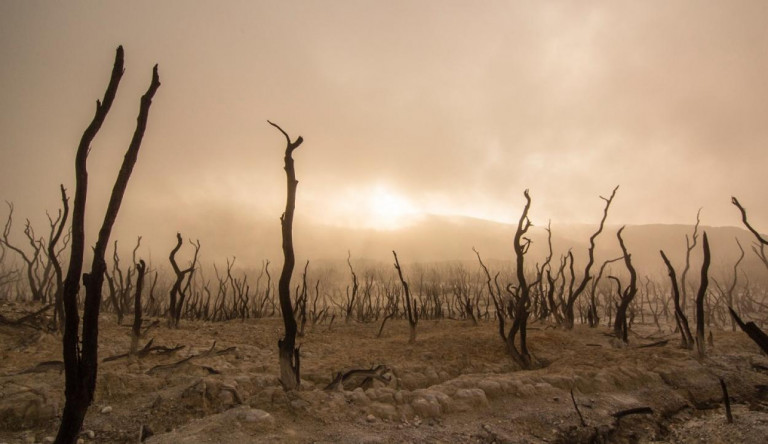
[112,208,767,279]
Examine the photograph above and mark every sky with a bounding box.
[1,1,767,265]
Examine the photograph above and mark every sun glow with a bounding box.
[367,185,419,229]
[320,184,422,230]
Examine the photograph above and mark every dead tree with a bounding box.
[695,232,711,357]
[56,46,160,444]
[732,197,768,272]
[0,241,20,299]
[345,251,359,322]
[660,250,695,349]
[587,255,623,328]
[167,233,200,328]
[130,259,146,355]
[49,185,70,330]
[393,250,418,343]
[2,203,45,302]
[681,209,702,314]
[729,306,768,354]
[724,238,745,331]
[728,196,768,352]
[506,190,535,367]
[474,248,506,341]
[270,120,303,391]
[562,186,618,329]
[105,238,141,325]
[613,226,638,343]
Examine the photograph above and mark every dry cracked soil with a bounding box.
[2,303,768,443]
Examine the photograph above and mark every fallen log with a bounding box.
[612,407,653,419]
[324,364,391,391]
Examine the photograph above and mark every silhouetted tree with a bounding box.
[732,197,768,271]
[270,120,303,391]
[660,250,694,349]
[680,209,701,314]
[167,233,200,328]
[728,196,768,353]
[130,259,146,355]
[695,232,710,357]
[56,46,160,444]
[475,190,537,368]
[393,250,418,343]
[562,186,618,329]
[48,185,70,331]
[613,226,637,343]
[345,251,359,323]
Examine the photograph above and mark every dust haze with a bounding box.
[3,2,768,444]
[2,1,768,266]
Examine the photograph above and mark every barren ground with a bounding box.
[2,303,768,443]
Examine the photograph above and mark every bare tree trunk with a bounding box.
[508,189,533,367]
[49,185,69,331]
[56,47,160,444]
[695,232,710,357]
[613,226,637,343]
[680,209,701,315]
[726,239,744,332]
[269,120,303,391]
[130,260,146,355]
[393,251,418,343]
[660,250,694,349]
[167,233,200,328]
[563,186,618,328]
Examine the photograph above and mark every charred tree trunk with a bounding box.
[563,186,618,329]
[393,251,418,343]
[130,259,146,355]
[507,189,533,368]
[270,120,303,391]
[613,226,637,343]
[345,251,359,323]
[49,185,69,331]
[728,306,768,354]
[660,250,694,349]
[681,210,701,316]
[167,233,200,328]
[56,47,160,444]
[696,232,711,357]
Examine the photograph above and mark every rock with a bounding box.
[366,387,395,404]
[348,388,370,406]
[400,372,427,390]
[369,402,398,420]
[290,398,310,410]
[478,380,503,398]
[453,388,489,411]
[0,386,59,427]
[82,430,96,439]
[100,405,113,414]
[232,407,275,429]
[366,414,376,422]
[411,397,441,418]
[218,389,236,406]
[424,368,440,386]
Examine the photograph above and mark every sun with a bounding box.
[316,183,423,230]
[366,185,419,230]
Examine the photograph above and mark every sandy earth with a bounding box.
[1,302,768,443]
